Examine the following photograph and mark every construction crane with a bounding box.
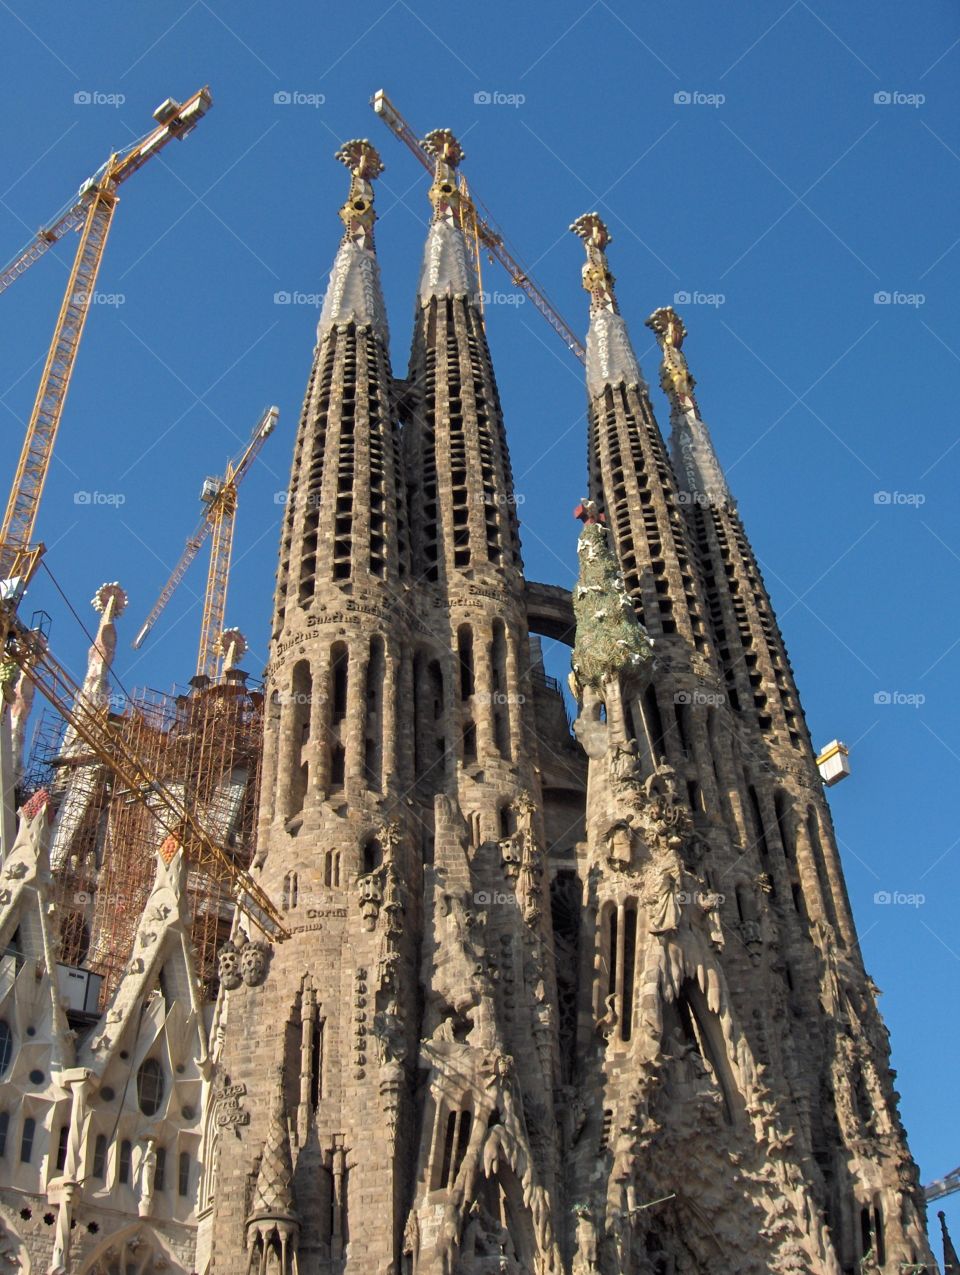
[133,405,278,681]
[371,89,586,364]
[926,1168,960,1203]
[0,88,213,579]
[0,547,287,939]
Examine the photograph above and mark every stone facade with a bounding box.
[0,127,940,1275]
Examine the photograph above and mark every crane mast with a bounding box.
[133,405,278,680]
[1,190,116,571]
[371,88,586,363]
[0,88,213,579]
[0,554,286,939]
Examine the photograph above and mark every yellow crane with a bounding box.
[133,405,278,681]
[0,88,213,579]
[371,88,586,363]
[0,548,287,939]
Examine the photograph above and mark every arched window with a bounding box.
[118,1139,132,1184]
[289,659,313,817]
[310,1019,323,1111]
[436,1108,472,1189]
[178,1150,191,1197]
[282,871,299,911]
[774,790,794,859]
[746,782,770,859]
[364,636,385,791]
[643,684,667,757]
[0,1111,8,1157]
[620,903,638,1042]
[362,838,383,876]
[457,625,475,699]
[55,1125,69,1171]
[155,1146,167,1191]
[92,1134,107,1179]
[19,1117,35,1163]
[137,1058,165,1116]
[331,645,349,724]
[0,1021,12,1077]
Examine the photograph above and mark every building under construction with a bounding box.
[26,668,263,1008]
[0,84,957,1275]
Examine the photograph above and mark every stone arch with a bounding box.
[77,1223,182,1275]
[456,1157,537,1274]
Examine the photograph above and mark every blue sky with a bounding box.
[1,0,958,1238]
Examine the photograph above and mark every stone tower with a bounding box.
[559,216,935,1274]
[200,152,937,1275]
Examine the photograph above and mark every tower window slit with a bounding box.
[311,1018,323,1109]
[620,904,637,1042]
[364,637,385,791]
[118,1138,132,1184]
[289,660,312,819]
[607,906,618,1000]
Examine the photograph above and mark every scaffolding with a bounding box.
[21,671,263,1007]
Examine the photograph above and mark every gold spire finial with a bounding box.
[335,139,384,246]
[422,128,465,224]
[646,305,696,409]
[570,212,618,313]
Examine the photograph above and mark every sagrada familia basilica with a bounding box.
[0,118,949,1274]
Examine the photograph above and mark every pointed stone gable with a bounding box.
[81,847,208,1077]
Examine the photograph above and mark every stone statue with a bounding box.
[572,1203,599,1273]
[648,863,682,935]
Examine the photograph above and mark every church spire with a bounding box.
[569,211,713,659]
[49,582,125,870]
[318,138,388,344]
[646,305,730,507]
[418,128,478,304]
[570,212,642,395]
[246,1075,299,1275]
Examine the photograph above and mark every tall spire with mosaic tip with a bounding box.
[208,138,418,1275]
[645,305,730,508]
[417,128,479,303]
[569,211,715,665]
[646,303,833,776]
[317,137,389,343]
[570,212,644,395]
